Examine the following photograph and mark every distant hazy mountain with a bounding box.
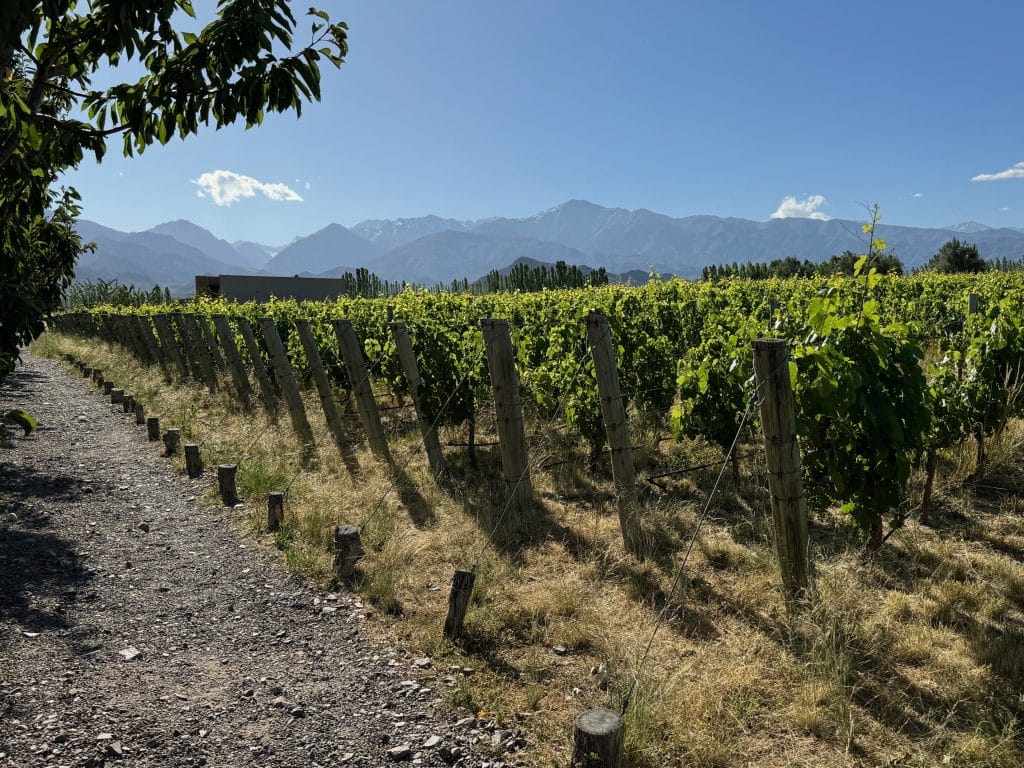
[148,219,245,268]
[76,231,246,294]
[74,219,254,294]
[264,223,385,276]
[372,231,593,284]
[71,202,1024,294]
[351,215,473,251]
[230,240,277,269]
[463,201,1024,276]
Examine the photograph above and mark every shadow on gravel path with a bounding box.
[0,464,92,634]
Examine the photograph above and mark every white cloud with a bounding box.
[972,162,1024,182]
[999,206,1010,212]
[770,194,829,221]
[191,170,304,206]
[912,192,924,198]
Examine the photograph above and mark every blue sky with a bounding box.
[65,1,1024,245]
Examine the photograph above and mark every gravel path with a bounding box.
[0,355,523,768]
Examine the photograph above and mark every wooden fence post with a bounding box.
[237,317,279,415]
[170,312,203,382]
[267,491,285,532]
[196,314,227,371]
[110,388,124,405]
[212,315,254,408]
[333,524,363,579]
[122,394,134,414]
[752,339,809,599]
[585,314,642,556]
[136,315,170,379]
[218,464,239,505]
[153,314,189,381]
[480,318,532,519]
[184,444,203,478]
[259,317,316,458]
[134,402,146,425]
[390,322,446,478]
[185,314,220,392]
[968,293,980,316]
[331,319,390,461]
[443,569,476,641]
[162,428,180,456]
[146,416,161,441]
[571,709,624,768]
[294,319,349,452]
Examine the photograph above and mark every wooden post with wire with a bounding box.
[218,464,239,505]
[267,492,285,532]
[170,311,203,382]
[294,319,349,451]
[184,444,203,478]
[968,293,980,316]
[153,314,189,381]
[571,708,624,768]
[196,314,227,371]
[236,317,279,414]
[212,314,254,408]
[752,339,809,598]
[259,317,316,460]
[480,318,531,519]
[185,314,220,392]
[391,322,446,477]
[332,319,390,461]
[443,569,476,641]
[585,313,642,556]
[135,315,168,377]
[333,524,363,580]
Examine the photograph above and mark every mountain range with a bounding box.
[73,200,1024,294]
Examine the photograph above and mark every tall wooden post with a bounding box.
[135,315,170,378]
[171,312,204,382]
[585,314,642,555]
[294,319,349,452]
[185,314,220,392]
[480,318,531,518]
[752,339,809,598]
[259,317,316,457]
[212,315,254,408]
[331,319,390,461]
[390,322,446,477]
[153,314,189,381]
[236,317,279,414]
[118,315,145,360]
[968,293,980,316]
[196,314,227,371]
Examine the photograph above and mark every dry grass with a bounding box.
[36,332,1024,767]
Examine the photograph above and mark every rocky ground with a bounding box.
[0,355,526,768]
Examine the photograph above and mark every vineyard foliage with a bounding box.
[67,272,1024,541]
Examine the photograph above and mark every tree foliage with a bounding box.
[927,239,987,274]
[0,1,348,377]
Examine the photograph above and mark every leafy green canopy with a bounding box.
[0,1,348,377]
